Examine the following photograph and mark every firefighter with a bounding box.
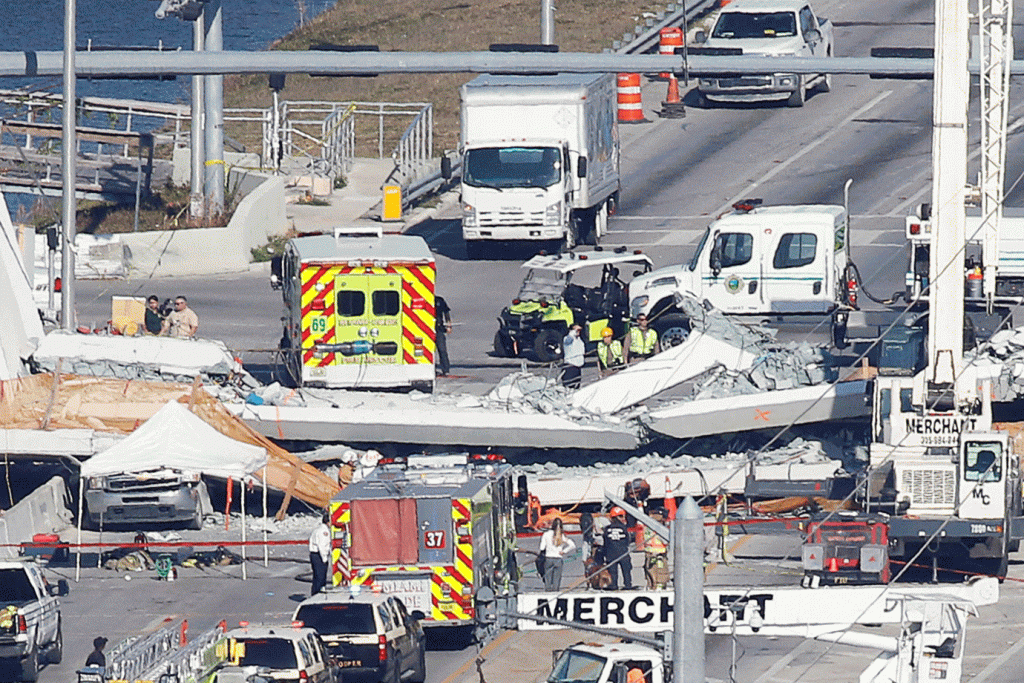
[597,327,624,377]
[624,314,660,364]
[642,508,669,590]
[602,507,634,590]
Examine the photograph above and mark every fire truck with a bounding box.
[327,454,517,637]
[270,227,437,391]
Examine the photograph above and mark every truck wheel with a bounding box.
[815,72,832,93]
[493,331,514,358]
[188,498,204,531]
[653,314,690,348]
[786,76,805,107]
[48,625,62,665]
[20,649,38,682]
[533,329,564,363]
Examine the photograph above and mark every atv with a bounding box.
[494,248,654,362]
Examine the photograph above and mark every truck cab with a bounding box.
[548,643,666,683]
[629,202,847,345]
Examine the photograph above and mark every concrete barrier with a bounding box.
[0,476,72,559]
[119,172,287,277]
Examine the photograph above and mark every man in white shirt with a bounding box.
[308,512,332,595]
[562,324,585,388]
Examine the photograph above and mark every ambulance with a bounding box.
[271,228,437,390]
[328,453,518,637]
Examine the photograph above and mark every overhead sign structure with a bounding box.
[516,580,998,636]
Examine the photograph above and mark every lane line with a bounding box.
[969,631,1024,682]
[702,90,894,224]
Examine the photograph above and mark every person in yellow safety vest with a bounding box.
[624,314,660,364]
[597,327,624,377]
[642,508,669,590]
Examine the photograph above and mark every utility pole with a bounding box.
[191,8,206,222]
[205,0,225,219]
[60,0,77,330]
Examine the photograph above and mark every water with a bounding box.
[0,0,335,103]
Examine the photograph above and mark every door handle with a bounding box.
[748,280,758,294]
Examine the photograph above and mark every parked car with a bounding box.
[0,559,67,682]
[217,624,335,683]
[293,592,426,683]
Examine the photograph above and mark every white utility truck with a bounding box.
[0,560,66,681]
[444,74,620,257]
[693,0,834,107]
[628,200,851,346]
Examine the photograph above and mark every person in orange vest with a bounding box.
[642,508,669,589]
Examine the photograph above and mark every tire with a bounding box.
[493,331,514,358]
[20,648,38,682]
[653,313,690,348]
[188,497,203,531]
[47,625,62,665]
[533,329,564,363]
[786,76,806,107]
[815,72,832,93]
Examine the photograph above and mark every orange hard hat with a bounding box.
[602,327,614,338]
[609,506,626,519]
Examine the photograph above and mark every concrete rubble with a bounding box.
[969,326,1024,401]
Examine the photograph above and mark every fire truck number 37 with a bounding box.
[424,531,446,548]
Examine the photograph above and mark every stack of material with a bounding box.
[970,327,1024,401]
[692,342,836,399]
[0,373,339,509]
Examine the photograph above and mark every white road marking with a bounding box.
[969,631,1024,682]
[751,639,812,683]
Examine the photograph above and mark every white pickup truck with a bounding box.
[0,559,67,681]
[693,0,834,107]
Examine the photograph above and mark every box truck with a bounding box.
[443,74,621,257]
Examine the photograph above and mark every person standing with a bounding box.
[538,518,576,591]
[562,324,585,388]
[144,295,165,335]
[642,508,669,589]
[602,507,633,590]
[624,314,660,364]
[308,512,331,595]
[596,327,624,377]
[162,296,199,339]
[85,636,107,668]
[435,296,452,377]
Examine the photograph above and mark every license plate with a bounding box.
[375,575,431,613]
[336,660,362,668]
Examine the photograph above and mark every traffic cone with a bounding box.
[659,75,686,119]
[827,557,839,572]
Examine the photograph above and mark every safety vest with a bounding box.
[642,525,668,555]
[629,327,658,355]
[597,339,623,368]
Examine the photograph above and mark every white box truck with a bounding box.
[444,74,621,258]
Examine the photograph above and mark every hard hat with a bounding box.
[609,506,626,519]
[601,327,614,338]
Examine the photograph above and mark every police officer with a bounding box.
[596,327,624,377]
[624,314,660,364]
[602,507,633,590]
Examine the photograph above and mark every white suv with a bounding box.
[217,624,335,683]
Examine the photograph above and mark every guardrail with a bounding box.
[612,0,719,56]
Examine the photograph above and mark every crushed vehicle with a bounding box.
[692,0,834,107]
[0,559,67,682]
[495,249,653,362]
[83,469,211,531]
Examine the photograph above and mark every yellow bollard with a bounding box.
[382,185,402,221]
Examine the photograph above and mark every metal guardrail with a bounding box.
[613,0,719,56]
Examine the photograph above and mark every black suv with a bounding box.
[294,593,426,683]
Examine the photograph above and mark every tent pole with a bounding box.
[262,469,268,567]
[241,479,247,581]
[75,478,83,582]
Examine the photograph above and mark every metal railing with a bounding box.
[386,104,436,206]
[105,621,226,683]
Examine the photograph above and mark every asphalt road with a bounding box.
[58,0,1024,680]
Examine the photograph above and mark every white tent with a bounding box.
[80,400,268,480]
[76,400,270,581]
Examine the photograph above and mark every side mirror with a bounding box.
[577,156,588,178]
[710,240,723,277]
[633,270,642,277]
[49,580,68,597]
[410,610,426,621]
[270,255,283,290]
[693,30,707,44]
[805,28,821,42]
[441,155,452,180]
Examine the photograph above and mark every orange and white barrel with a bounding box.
[617,73,644,123]
[659,27,684,79]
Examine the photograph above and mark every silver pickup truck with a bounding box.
[0,560,67,681]
[694,0,835,107]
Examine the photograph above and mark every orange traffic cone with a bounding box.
[659,74,686,119]
[827,557,839,572]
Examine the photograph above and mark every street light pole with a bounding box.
[61,0,77,329]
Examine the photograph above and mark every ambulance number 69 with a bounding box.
[310,317,329,335]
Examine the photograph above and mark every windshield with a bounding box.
[689,228,710,271]
[465,146,562,189]
[296,603,376,635]
[518,268,567,301]
[548,651,607,683]
[712,11,797,38]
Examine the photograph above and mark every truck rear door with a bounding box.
[759,225,832,312]
[334,272,403,364]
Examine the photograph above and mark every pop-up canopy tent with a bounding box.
[76,400,270,579]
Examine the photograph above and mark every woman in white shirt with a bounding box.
[539,518,576,590]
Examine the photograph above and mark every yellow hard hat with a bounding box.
[601,327,614,338]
